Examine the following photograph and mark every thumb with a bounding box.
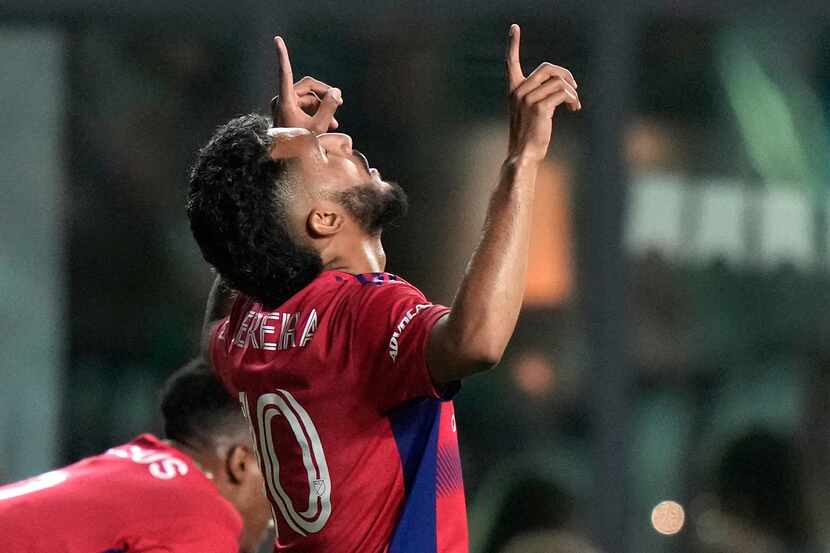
[309,88,342,133]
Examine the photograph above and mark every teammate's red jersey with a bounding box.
[210,271,468,553]
[0,434,242,553]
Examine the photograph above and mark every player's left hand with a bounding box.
[270,36,343,134]
[505,24,580,162]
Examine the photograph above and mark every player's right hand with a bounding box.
[505,24,580,163]
[271,36,343,134]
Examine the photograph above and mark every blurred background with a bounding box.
[2,1,830,552]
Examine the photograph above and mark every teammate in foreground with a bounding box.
[187,24,580,553]
[0,360,272,553]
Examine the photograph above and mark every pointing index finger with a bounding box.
[275,36,295,107]
[506,24,524,91]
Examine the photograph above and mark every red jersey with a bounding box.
[210,271,468,553]
[0,434,242,553]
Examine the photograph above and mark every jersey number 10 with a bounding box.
[239,389,332,537]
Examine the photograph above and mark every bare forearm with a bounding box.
[453,157,537,345]
[427,24,579,383]
[428,157,539,380]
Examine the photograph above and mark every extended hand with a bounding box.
[506,24,580,162]
[270,36,343,134]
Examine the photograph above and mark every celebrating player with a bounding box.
[0,360,272,553]
[187,24,580,553]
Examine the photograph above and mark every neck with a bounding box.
[165,439,217,481]
[322,235,386,275]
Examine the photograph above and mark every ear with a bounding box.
[307,204,345,238]
[225,445,249,485]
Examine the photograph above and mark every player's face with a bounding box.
[267,127,405,237]
[268,127,390,197]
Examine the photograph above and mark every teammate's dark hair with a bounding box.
[187,114,323,308]
[159,359,244,449]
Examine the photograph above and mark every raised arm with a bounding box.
[427,24,580,383]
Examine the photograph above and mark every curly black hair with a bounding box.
[187,114,323,308]
[159,359,244,449]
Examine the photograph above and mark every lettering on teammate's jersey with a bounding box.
[388,303,433,362]
[106,445,189,480]
[232,309,318,351]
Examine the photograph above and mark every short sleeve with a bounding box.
[350,280,456,412]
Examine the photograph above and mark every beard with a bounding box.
[334,181,409,236]
[262,181,407,308]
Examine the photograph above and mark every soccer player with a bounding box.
[187,24,580,553]
[0,360,272,553]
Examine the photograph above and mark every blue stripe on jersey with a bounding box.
[388,398,441,553]
[354,272,399,286]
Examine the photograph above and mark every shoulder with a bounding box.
[347,273,428,304]
[126,440,242,531]
[344,274,446,341]
[105,436,210,491]
[296,272,427,320]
